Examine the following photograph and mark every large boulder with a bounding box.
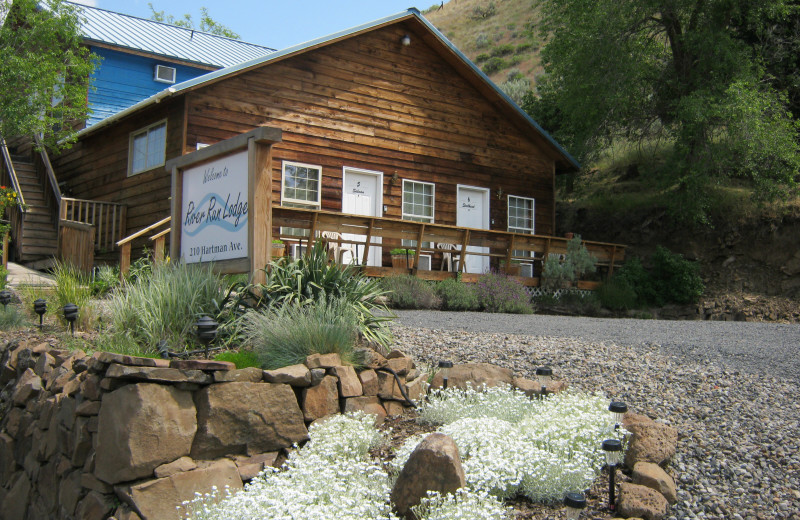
[390,433,465,519]
[330,365,362,397]
[5,472,31,520]
[119,459,243,520]
[632,462,678,504]
[191,382,308,459]
[262,364,311,386]
[94,383,197,484]
[302,375,340,421]
[429,363,513,390]
[12,369,41,406]
[616,482,669,520]
[343,396,387,425]
[623,414,678,467]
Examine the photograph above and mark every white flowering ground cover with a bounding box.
[183,386,626,520]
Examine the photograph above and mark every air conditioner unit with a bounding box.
[154,64,177,84]
[417,254,432,271]
[520,262,534,278]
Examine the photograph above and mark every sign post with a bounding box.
[167,126,282,284]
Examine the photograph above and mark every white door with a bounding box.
[342,167,383,266]
[456,185,490,274]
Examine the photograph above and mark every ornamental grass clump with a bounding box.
[244,298,359,370]
[474,271,533,314]
[396,385,627,504]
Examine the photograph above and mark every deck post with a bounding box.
[362,219,375,265]
[412,223,425,275]
[2,232,8,269]
[459,230,470,273]
[119,242,131,279]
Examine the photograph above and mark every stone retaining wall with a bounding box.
[0,340,424,520]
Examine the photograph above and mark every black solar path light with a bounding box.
[34,299,47,330]
[63,303,79,336]
[536,366,552,396]
[438,360,453,389]
[195,315,218,359]
[609,401,628,429]
[602,439,623,511]
[0,290,11,311]
[563,491,587,519]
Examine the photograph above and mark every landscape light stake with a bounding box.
[438,360,453,390]
[63,303,78,336]
[563,491,587,520]
[602,439,623,511]
[195,316,218,359]
[536,366,552,397]
[0,290,11,311]
[609,401,628,429]
[33,299,47,330]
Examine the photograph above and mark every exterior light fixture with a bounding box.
[401,34,411,46]
[63,303,79,336]
[563,492,587,520]
[195,315,218,359]
[536,366,552,396]
[601,439,623,511]
[33,299,47,330]
[0,290,11,311]
[609,401,628,429]
[157,340,170,359]
[438,360,453,389]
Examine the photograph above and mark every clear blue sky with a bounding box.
[82,1,430,50]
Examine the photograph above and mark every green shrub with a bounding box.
[471,1,496,20]
[389,248,415,256]
[615,257,657,306]
[509,55,524,66]
[245,298,359,370]
[475,33,490,49]
[541,236,597,291]
[482,57,507,75]
[435,278,480,311]
[475,53,490,63]
[650,246,704,304]
[237,242,393,349]
[0,265,7,289]
[0,305,27,329]
[52,261,94,330]
[490,44,514,57]
[215,349,260,369]
[475,272,533,314]
[91,265,121,296]
[515,42,533,54]
[596,278,638,310]
[500,77,531,105]
[380,275,440,310]
[108,262,227,352]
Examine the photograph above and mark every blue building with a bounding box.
[72,2,275,126]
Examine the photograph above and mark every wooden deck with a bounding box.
[272,207,625,287]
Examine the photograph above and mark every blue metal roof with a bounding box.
[75,8,579,170]
[68,1,274,68]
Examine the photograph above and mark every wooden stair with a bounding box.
[10,154,59,265]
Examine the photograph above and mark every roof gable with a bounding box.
[67,1,274,68]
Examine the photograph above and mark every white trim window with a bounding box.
[402,179,434,248]
[508,195,535,257]
[129,120,166,176]
[282,161,321,208]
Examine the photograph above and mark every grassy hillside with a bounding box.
[423,0,543,104]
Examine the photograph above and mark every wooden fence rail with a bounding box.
[60,198,126,254]
[58,220,95,273]
[116,216,171,278]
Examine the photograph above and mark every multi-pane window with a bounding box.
[129,120,166,175]
[402,180,434,248]
[282,161,321,207]
[281,161,322,238]
[508,195,535,257]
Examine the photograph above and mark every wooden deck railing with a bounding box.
[116,216,171,278]
[60,198,127,253]
[272,207,625,285]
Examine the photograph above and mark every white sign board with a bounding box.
[180,150,249,263]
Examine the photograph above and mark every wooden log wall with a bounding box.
[184,21,559,242]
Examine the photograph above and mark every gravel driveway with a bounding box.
[389,311,800,520]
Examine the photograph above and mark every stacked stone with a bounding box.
[0,340,422,520]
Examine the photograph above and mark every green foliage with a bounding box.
[500,77,531,105]
[0,0,97,151]
[650,246,704,305]
[380,275,441,310]
[534,0,800,223]
[89,332,154,357]
[52,261,94,330]
[515,42,533,54]
[389,248,415,256]
[615,257,658,306]
[475,53,490,63]
[90,265,120,296]
[471,1,497,20]
[108,262,227,352]
[245,298,359,370]
[435,279,480,311]
[214,349,261,369]
[0,265,7,290]
[475,272,533,314]
[540,236,597,291]
[490,44,515,57]
[595,278,638,311]
[481,56,508,74]
[0,305,27,329]
[147,3,240,38]
[238,242,393,349]
[475,33,490,49]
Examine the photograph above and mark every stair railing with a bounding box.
[60,197,127,254]
[116,216,171,279]
[33,134,61,209]
[1,137,26,265]
[0,137,26,209]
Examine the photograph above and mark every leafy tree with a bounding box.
[148,3,240,39]
[0,0,97,151]
[530,0,800,222]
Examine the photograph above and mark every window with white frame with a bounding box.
[281,161,322,238]
[129,120,166,176]
[402,179,434,248]
[508,195,535,258]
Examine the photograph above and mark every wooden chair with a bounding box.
[321,231,357,264]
